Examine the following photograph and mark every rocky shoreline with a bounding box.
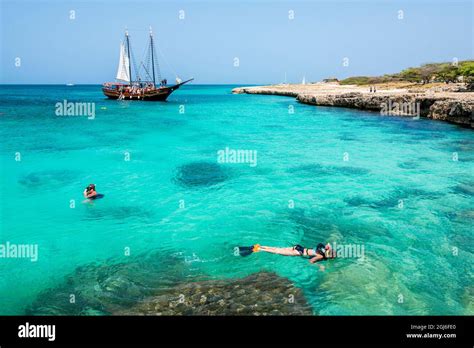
[232,83,474,128]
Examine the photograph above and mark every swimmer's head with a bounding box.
[325,244,337,259]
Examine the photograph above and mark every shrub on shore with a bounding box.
[339,60,474,88]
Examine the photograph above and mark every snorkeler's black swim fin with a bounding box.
[238,244,260,256]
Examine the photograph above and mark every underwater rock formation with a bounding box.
[175,162,228,187]
[26,252,312,316]
[287,163,370,176]
[18,170,80,188]
[26,252,192,315]
[114,272,312,316]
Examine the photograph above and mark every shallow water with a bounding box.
[0,84,473,315]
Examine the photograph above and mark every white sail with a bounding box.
[302,75,306,85]
[116,42,130,83]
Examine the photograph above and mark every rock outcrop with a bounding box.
[428,99,474,124]
[114,272,312,316]
[26,252,312,316]
[232,84,474,128]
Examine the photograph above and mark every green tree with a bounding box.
[418,63,442,84]
[459,61,474,89]
[399,68,422,83]
[437,64,459,83]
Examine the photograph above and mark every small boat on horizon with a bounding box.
[102,28,193,101]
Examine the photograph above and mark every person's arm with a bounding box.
[309,254,326,271]
[86,190,96,198]
[309,254,323,263]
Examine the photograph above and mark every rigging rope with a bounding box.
[154,36,179,80]
[122,29,178,84]
[151,40,162,83]
[139,43,150,81]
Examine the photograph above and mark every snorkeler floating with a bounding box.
[239,243,336,263]
[83,184,104,200]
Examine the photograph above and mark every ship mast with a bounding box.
[149,27,156,87]
[126,30,132,86]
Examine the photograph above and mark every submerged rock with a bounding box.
[344,187,441,209]
[287,163,370,176]
[26,252,192,315]
[26,251,312,316]
[175,162,228,187]
[18,170,80,188]
[82,205,154,221]
[454,210,474,220]
[452,182,474,196]
[114,272,312,316]
[398,160,420,169]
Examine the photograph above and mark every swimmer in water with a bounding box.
[238,243,336,264]
[83,184,97,199]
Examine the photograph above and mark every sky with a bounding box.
[0,0,472,84]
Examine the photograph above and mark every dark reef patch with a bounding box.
[114,272,312,316]
[398,160,421,169]
[83,206,154,221]
[440,138,474,153]
[338,133,358,141]
[26,252,193,315]
[287,163,370,176]
[159,118,187,127]
[18,170,80,188]
[287,163,326,174]
[26,251,311,316]
[285,207,391,240]
[452,182,474,196]
[446,209,474,222]
[336,166,371,175]
[344,187,442,209]
[399,119,448,133]
[344,196,372,207]
[175,162,228,187]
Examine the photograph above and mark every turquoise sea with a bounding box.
[0,84,473,315]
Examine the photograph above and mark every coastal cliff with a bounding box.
[232,84,474,128]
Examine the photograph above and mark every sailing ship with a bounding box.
[102,28,193,101]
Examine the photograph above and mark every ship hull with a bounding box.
[102,79,193,101]
[102,86,174,101]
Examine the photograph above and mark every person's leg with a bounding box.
[260,246,301,256]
